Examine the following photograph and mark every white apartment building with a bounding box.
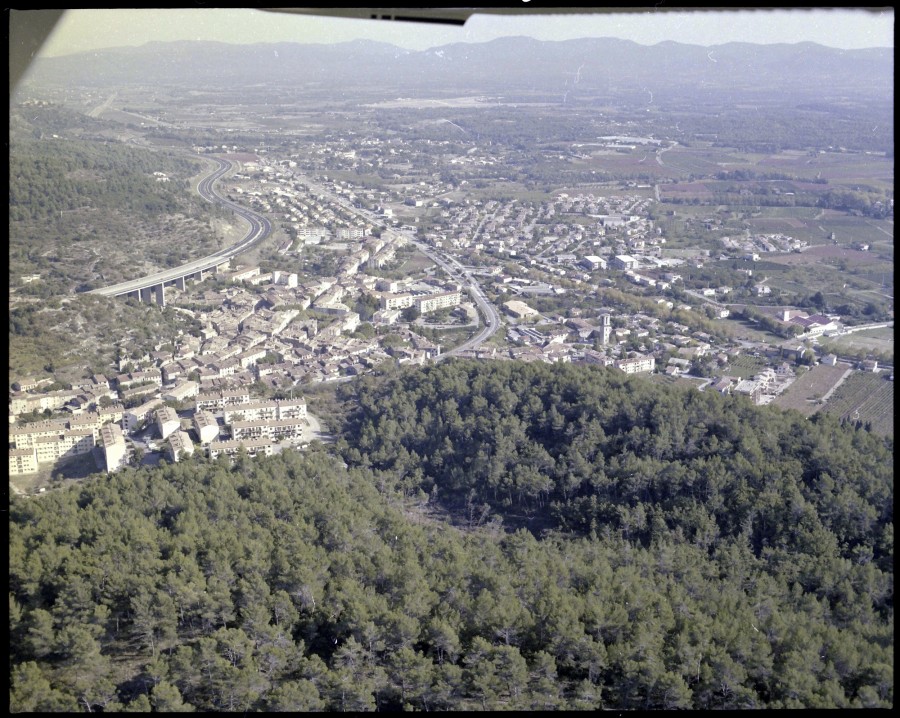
[208,437,275,460]
[163,381,200,403]
[156,407,181,440]
[616,355,656,374]
[124,399,164,434]
[166,431,195,462]
[416,291,462,315]
[34,429,94,464]
[9,448,39,476]
[380,293,415,311]
[192,410,220,444]
[230,417,306,443]
[99,423,127,473]
[195,388,251,411]
[223,398,307,425]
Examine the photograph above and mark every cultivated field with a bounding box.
[724,353,770,379]
[771,364,853,416]
[819,370,894,437]
[824,327,894,356]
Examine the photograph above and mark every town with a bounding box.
[9,142,892,485]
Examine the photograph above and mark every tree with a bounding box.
[402,305,421,323]
[9,661,78,712]
[151,681,195,712]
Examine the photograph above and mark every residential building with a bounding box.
[502,300,540,320]
[616,354,656,374]
[192,410,220,444]
[163,380,200,403]
[156,407,181,440]
[380,292,415,311]
[416,291,462,315]
[124,398,164,434]
[9,420,69,449]
[612,254,639,270]
[34,429,95,463]
[231,417,306,442]
[99,423,127,473]
[9,447,39,476]
[223,398,307,425]
[195,387,251,411]
[208,437,275,460]
[580,255,606,271]
[166,431,195,462]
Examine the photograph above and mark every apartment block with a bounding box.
[230,417,306,442]
[9,447,39,476]
[208,437,275,460]
[99,423,127,473]
[123,398,164,434]
[416,291,462,315]
[166,431,195,462]
[156,407,181,440]
[223,397,307,425]
[192,410,220,444]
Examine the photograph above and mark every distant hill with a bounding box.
[22,38,892,104]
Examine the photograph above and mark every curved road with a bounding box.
[88,157,272,298]
[411,241,501,357]
[292,171,502,356]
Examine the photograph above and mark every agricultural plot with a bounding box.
[825,327,894,356]
[657,182,715,201]
[580,153,672,179]
[819,370,894,437]
[771,364,852,416]
[724,353,770,379]
[757,151,893,186]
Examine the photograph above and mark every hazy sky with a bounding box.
[30,8,894,58]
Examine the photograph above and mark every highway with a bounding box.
[88,157,272,298]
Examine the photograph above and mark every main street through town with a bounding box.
[294,173,502,356]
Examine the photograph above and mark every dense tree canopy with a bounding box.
[9,361,893,710]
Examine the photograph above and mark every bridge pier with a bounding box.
[140,287,153,304]
[175,276,186,291]
[154,284,166,308]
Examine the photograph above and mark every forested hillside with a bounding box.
[339,361,892,569]
[9,105,224,294]
[9,362,893,710]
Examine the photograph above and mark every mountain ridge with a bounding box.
[22,37,891,104]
